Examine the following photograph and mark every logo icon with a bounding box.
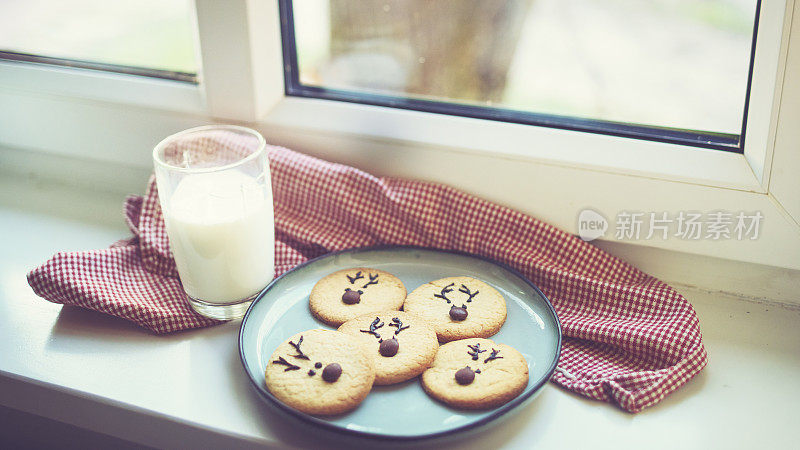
[577,209,608,242]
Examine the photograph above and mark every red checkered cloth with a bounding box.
[28,145,707,413]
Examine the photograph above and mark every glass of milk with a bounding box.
[153,125,274,320]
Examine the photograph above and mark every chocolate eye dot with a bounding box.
[342,290,361,304]
[307,370,315,376]
[455,366,476,385]
[449,305,468,321]
[314,362,322,369]
[379,337,399,357]
[322,363,342,382]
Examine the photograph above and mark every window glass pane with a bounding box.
[292,0,758,136]
[0,0,197,74]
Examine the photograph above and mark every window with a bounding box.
[0,0,197,81]
[0,0,797,271]
[283,0,760,151]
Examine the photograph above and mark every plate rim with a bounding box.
[238,244,562,441]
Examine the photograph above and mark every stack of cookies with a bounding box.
[265,268,529,415]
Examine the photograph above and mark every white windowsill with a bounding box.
[1,169,799,449]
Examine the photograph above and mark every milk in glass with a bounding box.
[163,170,275,303]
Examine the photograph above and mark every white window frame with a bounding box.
[0,0,798,272]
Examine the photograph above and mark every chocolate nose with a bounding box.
[455,366,475,385]
[342,290,361,304]
[449,305,468,321]
[322,363,342,382]
[379,337,399,357]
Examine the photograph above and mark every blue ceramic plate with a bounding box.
[239,246,561,441]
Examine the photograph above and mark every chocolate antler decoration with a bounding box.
[272,356,300,372]
[362,273,379,288]
[458,284,479,302]
[346,271,364,284]
[434,283,455,303]
[360,317,384,339]
[289,336,310,360]
[389,317,410,335]
[467,343,486,361]
[484,348,503,363]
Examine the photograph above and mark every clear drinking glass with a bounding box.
[153,125,275,320]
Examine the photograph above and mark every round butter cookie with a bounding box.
[403,277,506,342]
[265,329,375,415]
[338,311,439,385]
[310,268,406,326]
[421,338,529,410]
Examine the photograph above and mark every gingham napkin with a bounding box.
[28,143,707,413]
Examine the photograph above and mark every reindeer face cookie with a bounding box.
[310,268,406,326]
[421,338,528,410]
[264,329,375,415]
[403,277,506,342]
[338,311,439,385]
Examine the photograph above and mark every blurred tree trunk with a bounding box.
[329,0,534,103]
